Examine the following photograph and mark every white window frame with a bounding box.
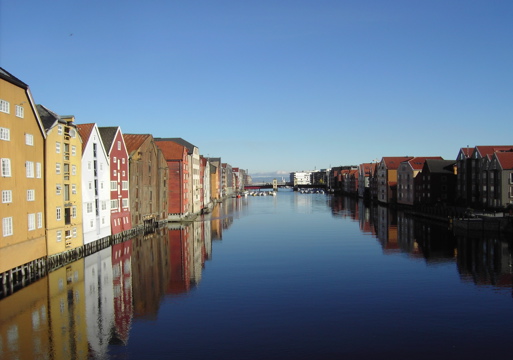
[56,207,61,221]
[56,184,62,195]
[1,158,11,177]
[26,161,34,178]
[0,99,10,114]
[28,213,36,231]
[56,163,61,174]
[15,105,24,118]
[122,198,128,208]
[56,230,62,242]
[72,184,76,194]
[110,181,117,190]
[117,141,121,150]
[2,190,12,203]
[2,217,13,236]
[71,145,76,156]
[27,189,35,201]
[0,127,10,141]
[36,162,41,178]
[87,202,93,213]
[37,212,43,228]
[57,125,63,135]
[56,142,61,153]
[111,199,118,209]
[72,165,76,175]
[122,181,128,190]
[25,133,34,146]
[72,206,77,218]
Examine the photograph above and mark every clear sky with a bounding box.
[1,1,512,177]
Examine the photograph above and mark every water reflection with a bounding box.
[330,196,513,291]
[1,196,513,359]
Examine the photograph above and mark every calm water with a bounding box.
[2,190,513,360]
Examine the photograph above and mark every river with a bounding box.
[1,190,513,359]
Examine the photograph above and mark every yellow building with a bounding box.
[47,259,88,359]
[37,105,84,258]
[0,68,47,279]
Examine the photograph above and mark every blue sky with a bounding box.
[1,1,512,176]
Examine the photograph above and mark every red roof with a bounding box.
[123,134,151,155]
[155,140,187,160]
[76,123,95,153]
[381,156,413,170]
[405,156,444,170]
[495,152,513,170]
[474,146,513,158]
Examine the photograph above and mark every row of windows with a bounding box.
[2,158,43,178]
[0,190,35,202]
[2,213,43,236]
[0,99,24,117]
[56,228,77,241]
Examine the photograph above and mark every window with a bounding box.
[122,170,125,177]
[56,207,62,221]
[2,217,13,236]
[64,184,70,201]
[111,199,118,209]
[113,170,117,176]
[56,184,62,195]
[57,125,63,135]
[56,142,60,153]
[71,146,76,156]
[73,228,77,237]
[102,201,107,210]
[113,157,117,163]
[56,230,62,242]
[117,141,121,150]
[111,181,117,190]
[16,105,25,118]
[72,165,76,175]
[72,206,77,218]
[28,214,35,231]
[37,212,43,228]
[2,190,12,203]
[0,99,9,114]
[88,161,92,170]
[65,230,71,239]
[26,161,34,178]
[122,158,125,164]
[0,127,10,141]
[122,199,128,208]
[25,133,34,146]
[87,202,93,213]
[1,158,11,177]
[72,184,76,194]
[56,163,61,174]
[27,189,35,201]
[88,181,93,190]
[122,181,128,190]
[36,163,41,178]
[90,219,94,228]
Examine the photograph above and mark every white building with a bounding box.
[77,123,111,244]
[290,171,312,185]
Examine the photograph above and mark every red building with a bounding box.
[99,127,132,235]
[155,140,190,220]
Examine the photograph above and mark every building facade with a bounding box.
[38,105,84,257]
[0,68,47,275]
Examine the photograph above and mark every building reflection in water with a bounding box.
[330,195,513,292]
[111,239,133,346]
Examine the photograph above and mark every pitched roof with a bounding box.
[76,123,95,153]
[424,159,456,174]
[155,140,187,161]
[154,137,197,154]
[98,127,119,153]
[474,146,513,158]
[494,152,513,170]
[405,156,444,170]
[458,147,473,158]
[123,134,151,156]
[36,104,65,131]
[381,156,413,170]
[0,67,28,89]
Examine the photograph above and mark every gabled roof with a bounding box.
[404,156,444,171]
[424,159,456,174]
[494,152,513,170]
[380,156,413,170]
[155,140,187,161]
[458,147,473,159]
[154,137,197,155]
[358,163,373,176]
[474,146,513,158]
[123,134,152,156]
[76,123,95,153]
[98,127,119,153]
[0,67,28,89]
[36,104,66,131]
